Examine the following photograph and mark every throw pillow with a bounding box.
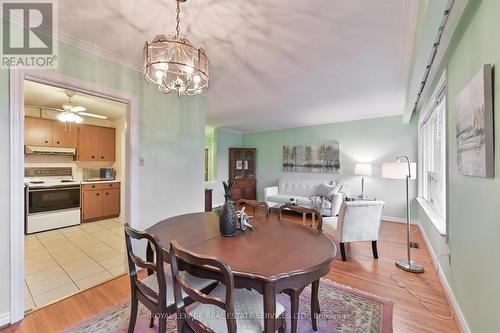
[316,182,336,199]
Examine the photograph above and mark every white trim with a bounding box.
[418,72,447,130]
[417,223,471,333]
[404,0,469,122]
[9,68,139,324]
[9,67,25,324]
[416,197,446,235]
[417,71,447,234]
[382,216,419,224]
[57,30,142,72]
[0,312,11,327]
[417,0,469,112]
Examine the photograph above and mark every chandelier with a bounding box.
[143,0,209,96]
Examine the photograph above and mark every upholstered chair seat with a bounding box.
[189,284,286,333]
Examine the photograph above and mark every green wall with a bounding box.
[416,1,500,331]
[205,126,216,181]
[242,115,417,218]
[0,35,206,318]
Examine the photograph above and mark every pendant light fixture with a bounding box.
[143,0,209,96]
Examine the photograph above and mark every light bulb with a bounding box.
[155,70,164,82]
[193,75,201,83]
[183,65,194,74]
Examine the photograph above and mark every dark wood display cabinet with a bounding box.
[229,148,257,201]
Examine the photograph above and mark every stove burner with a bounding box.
[30,181,44,184]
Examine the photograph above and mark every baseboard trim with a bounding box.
[0,312,11,328]
[382,216,418,224]
[417,224,471,333]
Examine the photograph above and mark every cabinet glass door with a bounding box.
[244,150,255,178]
[233,150,244,180]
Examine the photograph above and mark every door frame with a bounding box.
[9,67,140,323]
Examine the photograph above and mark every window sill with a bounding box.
[416,197,446,236]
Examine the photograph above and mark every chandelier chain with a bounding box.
[175,0,181,38]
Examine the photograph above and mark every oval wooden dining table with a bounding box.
[145,211,337,333]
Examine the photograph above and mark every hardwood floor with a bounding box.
[1,217,460,333]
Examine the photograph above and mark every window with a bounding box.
[418,74,446,234]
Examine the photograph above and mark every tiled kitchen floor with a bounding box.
[24,218,127,312]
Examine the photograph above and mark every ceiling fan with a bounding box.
[55,91,107,123]
[26,90,108,123]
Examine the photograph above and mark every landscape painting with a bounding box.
[283,143,340,173]
[455,64,494,178]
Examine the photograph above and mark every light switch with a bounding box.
[139,156,145,167]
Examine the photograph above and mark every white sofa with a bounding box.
[264,178,348,216]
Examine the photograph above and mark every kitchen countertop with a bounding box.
[80,179,121,184]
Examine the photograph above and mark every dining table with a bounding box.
[145,211,337,333]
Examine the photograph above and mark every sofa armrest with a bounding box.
[264,186,279,200]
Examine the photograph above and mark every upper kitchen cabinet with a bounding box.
[25,117,53,146]
[78,125,115,162]
[52,121,78,148]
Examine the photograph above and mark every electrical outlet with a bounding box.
[139,156,145,167]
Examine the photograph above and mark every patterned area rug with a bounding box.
[63,278,393,333]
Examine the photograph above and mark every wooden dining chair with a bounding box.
[124,224,216,333]
[277,205,322,333]
[170,240,287,333]
[236,199,270,217]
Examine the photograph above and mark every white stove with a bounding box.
[25,167,81,234]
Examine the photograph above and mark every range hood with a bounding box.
[25,145,77,156]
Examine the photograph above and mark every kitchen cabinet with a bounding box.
[101,188,120,217]
[78,125,115,162]
[81,182,120,222]
[82,190,103,221]
[25,117,53,146]
[52,121,78,147]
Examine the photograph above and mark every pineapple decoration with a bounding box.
[219,180,238,237]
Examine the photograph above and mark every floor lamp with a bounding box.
[382,156,424,273]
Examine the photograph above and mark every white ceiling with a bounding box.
[24,80,127,120]
[56,0,419,132]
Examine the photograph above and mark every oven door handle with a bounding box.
[28,187,80,192]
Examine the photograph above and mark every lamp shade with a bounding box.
[354,163,372,176]
[382,162,417,180]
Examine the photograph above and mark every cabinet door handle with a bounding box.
[92,185,96,188]
[106,192,109,195]
[96,193,100,196]
[44,140,48,143]
[56,141,60,144]
[109,184,113,187]
[92,155,95,159]
[101,156,104,159]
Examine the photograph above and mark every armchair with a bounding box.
[322,201,385,261]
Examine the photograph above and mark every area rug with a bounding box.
[63,278,393,333]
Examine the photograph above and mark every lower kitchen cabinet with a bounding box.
[81,182,120,222]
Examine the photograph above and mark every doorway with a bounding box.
[9,69,139,323]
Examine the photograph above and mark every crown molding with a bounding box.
[4,13,143,72]
[57,30,143,73]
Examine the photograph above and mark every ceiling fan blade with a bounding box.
[70,106,87,112]
[78,112,108,119]
[25,104,65,112]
